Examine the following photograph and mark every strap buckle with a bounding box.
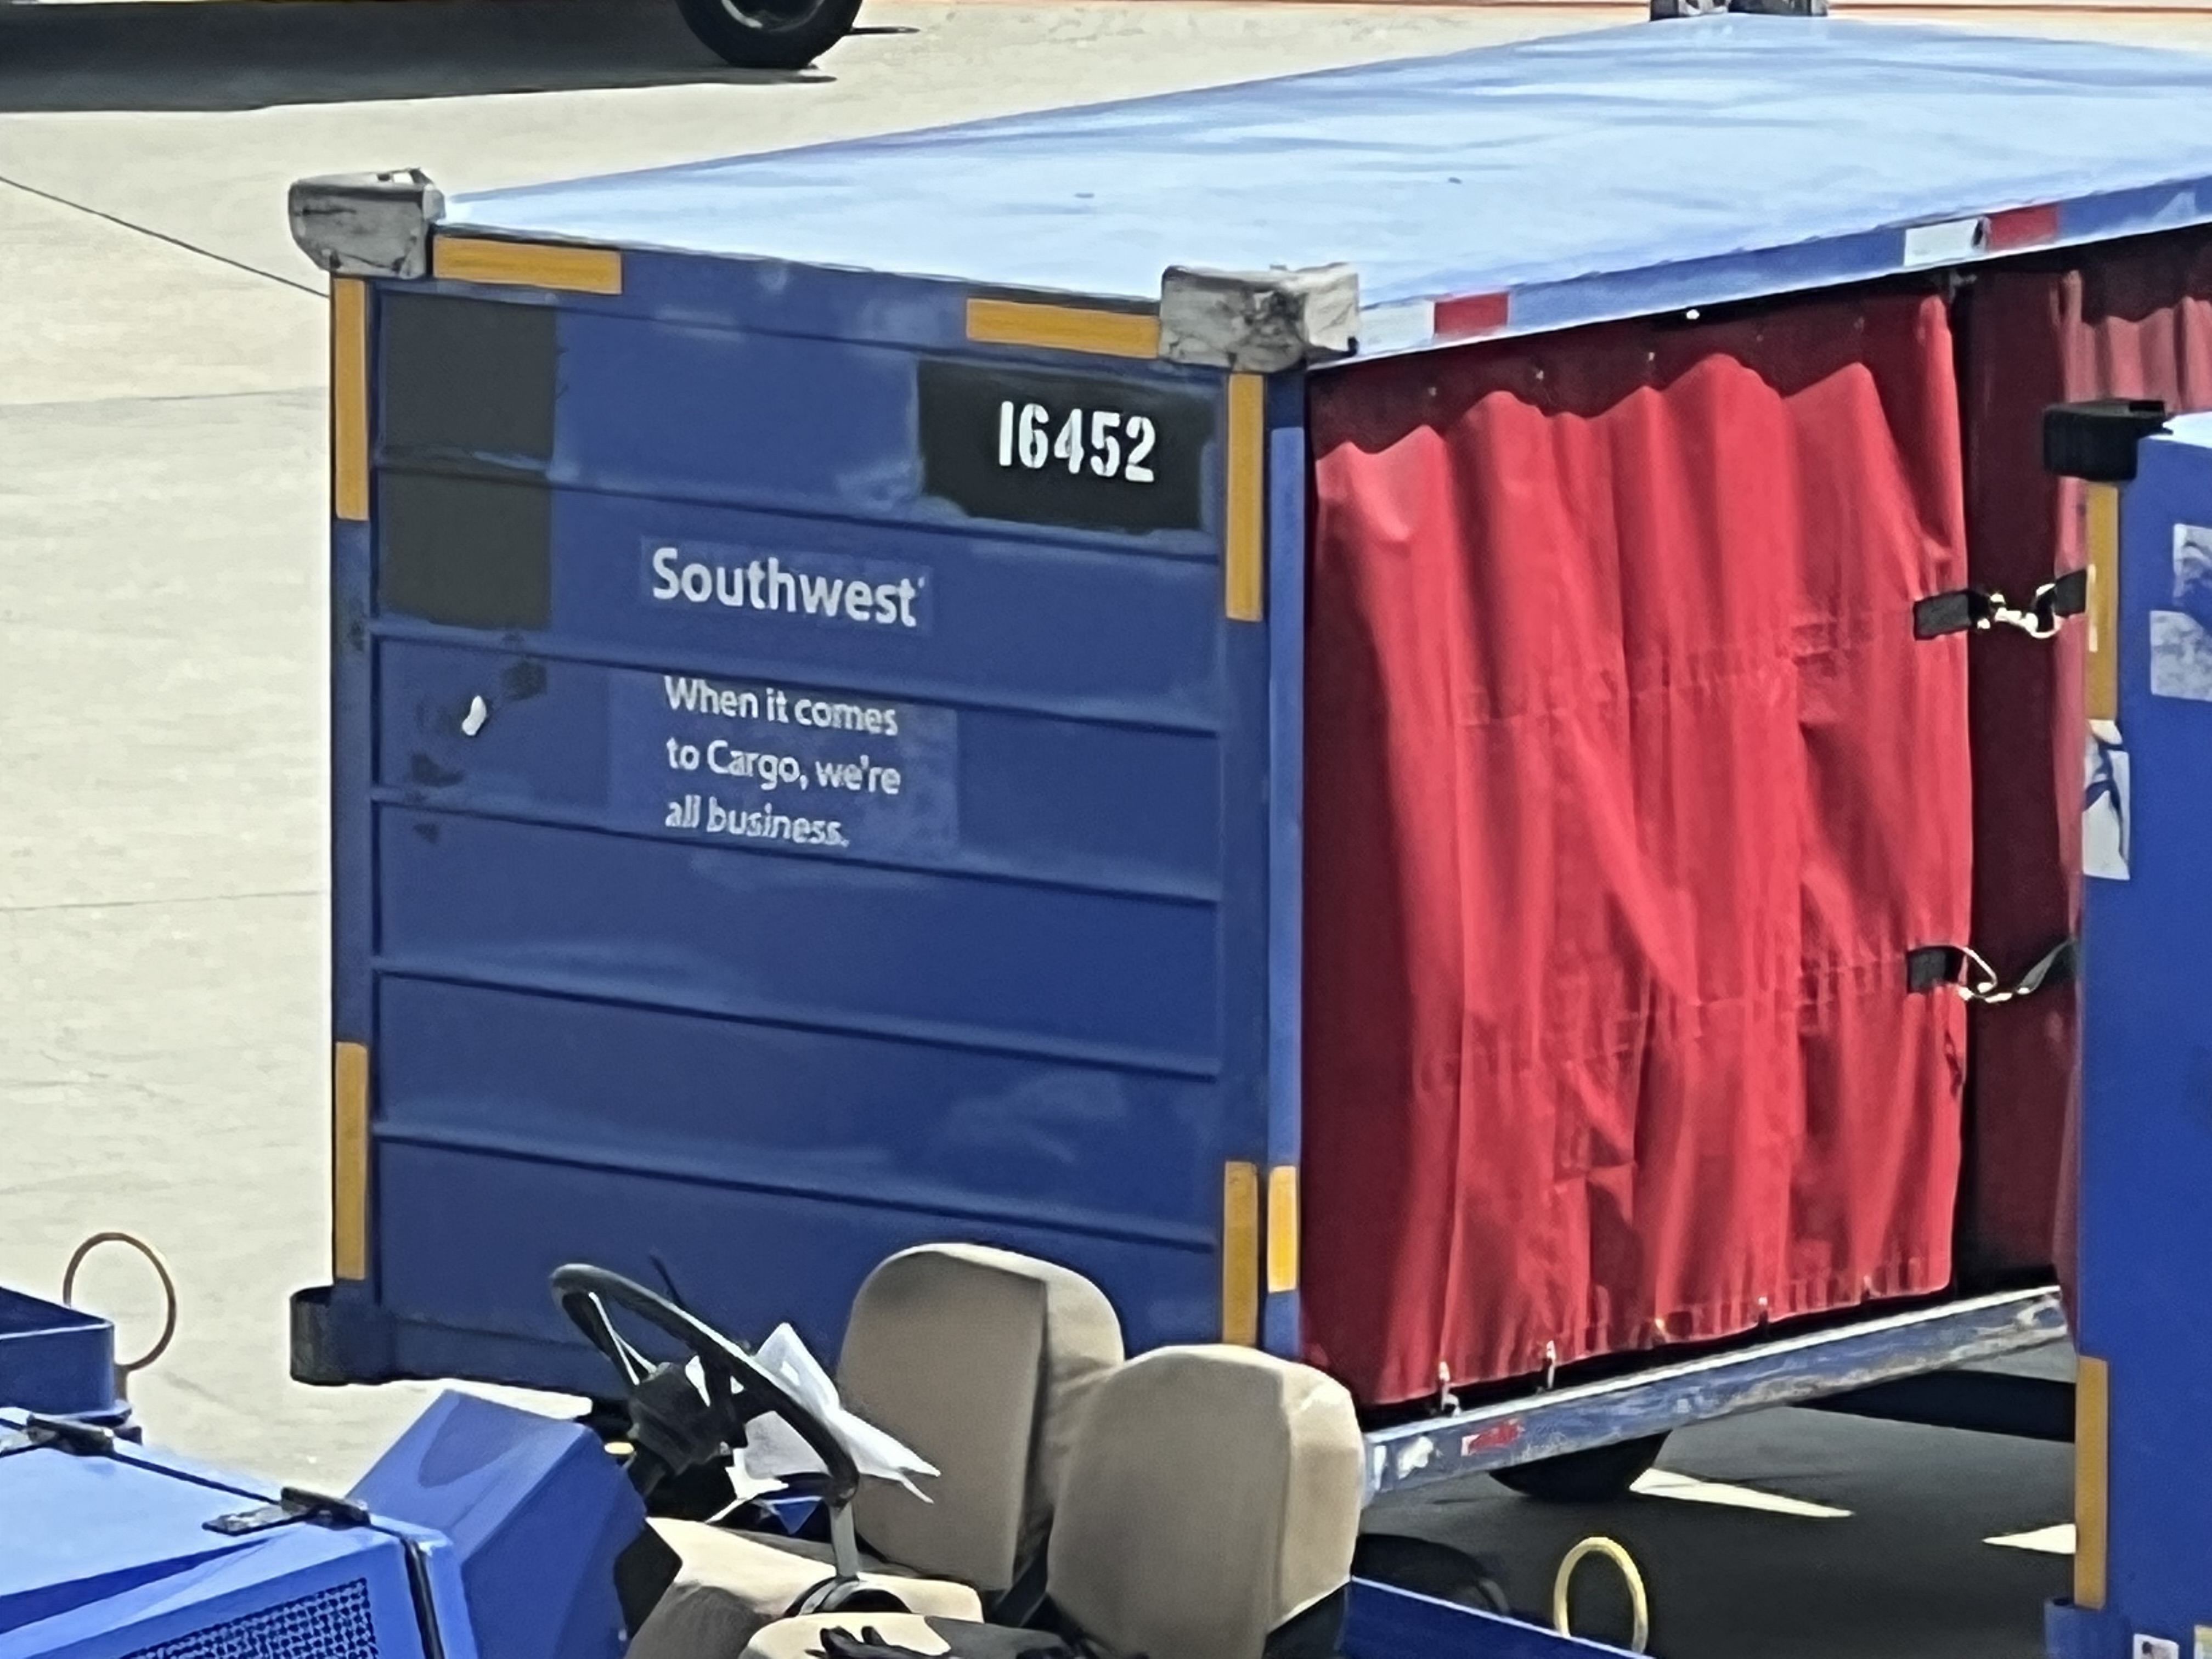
[206,1486,373,1537]
[1906,939,2076,1004]
[1913,568,2087,641]
[0,1414,118,1461]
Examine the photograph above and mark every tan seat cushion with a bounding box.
[839,1244,1123,1594]
[739,1613,956,1659]
[628,1521,983,1659]
[1045,1346,1364,1659]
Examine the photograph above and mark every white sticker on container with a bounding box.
[1903,217,1989,267]
[2154,523,2212,701]
[1356,301,1437,356]
[2085,720,2130,883]
[2149,612,2212,700]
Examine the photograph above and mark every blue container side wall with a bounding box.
[341,253,1284,1384]
[2078,431,2212,1655]
[1263,375,1307,1358]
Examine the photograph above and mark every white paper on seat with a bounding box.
[711,1324,941,1500]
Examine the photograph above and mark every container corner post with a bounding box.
[289,168,445,280]
[1157,263,1359,375]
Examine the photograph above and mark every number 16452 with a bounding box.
[996,401,1158,484]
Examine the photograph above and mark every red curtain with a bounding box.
[1956,233,2212,1303]
[1302,294,1973,1404]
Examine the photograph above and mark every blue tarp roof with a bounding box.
[452,17,2212,328]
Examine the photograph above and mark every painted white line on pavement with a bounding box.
[1630,1469,1852,1519]
[1985,1523,2076,1554]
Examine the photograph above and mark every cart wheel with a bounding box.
[1491,1435,1667,1504]
[677,0,865,70]
[1352,1533,1511,1615]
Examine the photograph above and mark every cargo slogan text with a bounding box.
[609,668,957,859]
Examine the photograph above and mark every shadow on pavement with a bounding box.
[0,0,872,111]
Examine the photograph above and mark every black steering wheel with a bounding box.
[550,1264,861,1531]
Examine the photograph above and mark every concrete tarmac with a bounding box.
[0,1,2183,1650]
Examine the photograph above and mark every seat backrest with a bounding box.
[837,1244,1124,1595]
[1043,1346,1364,1659]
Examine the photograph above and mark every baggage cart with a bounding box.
[285,9,2212,1502]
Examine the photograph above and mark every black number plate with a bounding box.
[917,359,1213,535]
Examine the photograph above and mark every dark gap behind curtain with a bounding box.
[1955,230,2212,1310]
[1302,292,1972,1405]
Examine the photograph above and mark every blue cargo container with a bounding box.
[288,13,2212,1491]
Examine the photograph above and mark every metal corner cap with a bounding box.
[1157,263,1360,374]
[288,168,445,281]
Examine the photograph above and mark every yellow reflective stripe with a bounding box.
[964,297,1159,360]
[433,236,623,295]
[2075,1354,2109,1610]
[331,279,369,523]
[2086,481,2120,724]
[1266,1164,1300,1294]
[332,1042,371,1282]
[1222,1161,1261,1345]
[1225,373,1265,622]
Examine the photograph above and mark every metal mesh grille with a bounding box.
[122,1579,379,1659]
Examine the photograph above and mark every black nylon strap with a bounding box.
[0,1415,118,1461]
[1905,945,1961,993]
[1913,568,2088,640]
[1906,939,2076,1002]
[1912,590,1985,639]
[2045,566,2090,617]
[2012,937,2079,998]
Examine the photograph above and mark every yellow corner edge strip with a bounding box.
[1266,1164,1300,1295]
[2086,481,2121,724]
[1222,1160,1262,1345]
[2075,1354,2109,1611]
[331,278,369,523]
[332,1041,371,1282]
[433,235,624,296]
[966,296,1159,360]
[1225,373,1265,622]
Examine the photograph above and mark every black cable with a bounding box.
[0,170,322,297]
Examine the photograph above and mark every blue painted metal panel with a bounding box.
[343,262,1268,1387]
[348,1393,642,1659]
[0,1441,424,1659]
[0,1443,263,1636]
[375,641,1220,897]
[2045,1597,2112,1659]
[449,19,2212,336]
[334,517,375,1054]
[375,808,1219,1070]
[375,978,1223,1242]
[465,488,1224,725]
[374,1144,1216,1367]
[544,312,1220,553]
[2073,416,2212,1657]
[0,1290,115,1419]
[452,250,970,353]
[1261,375,1305,1360]
[1343,1579,1635,1658]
